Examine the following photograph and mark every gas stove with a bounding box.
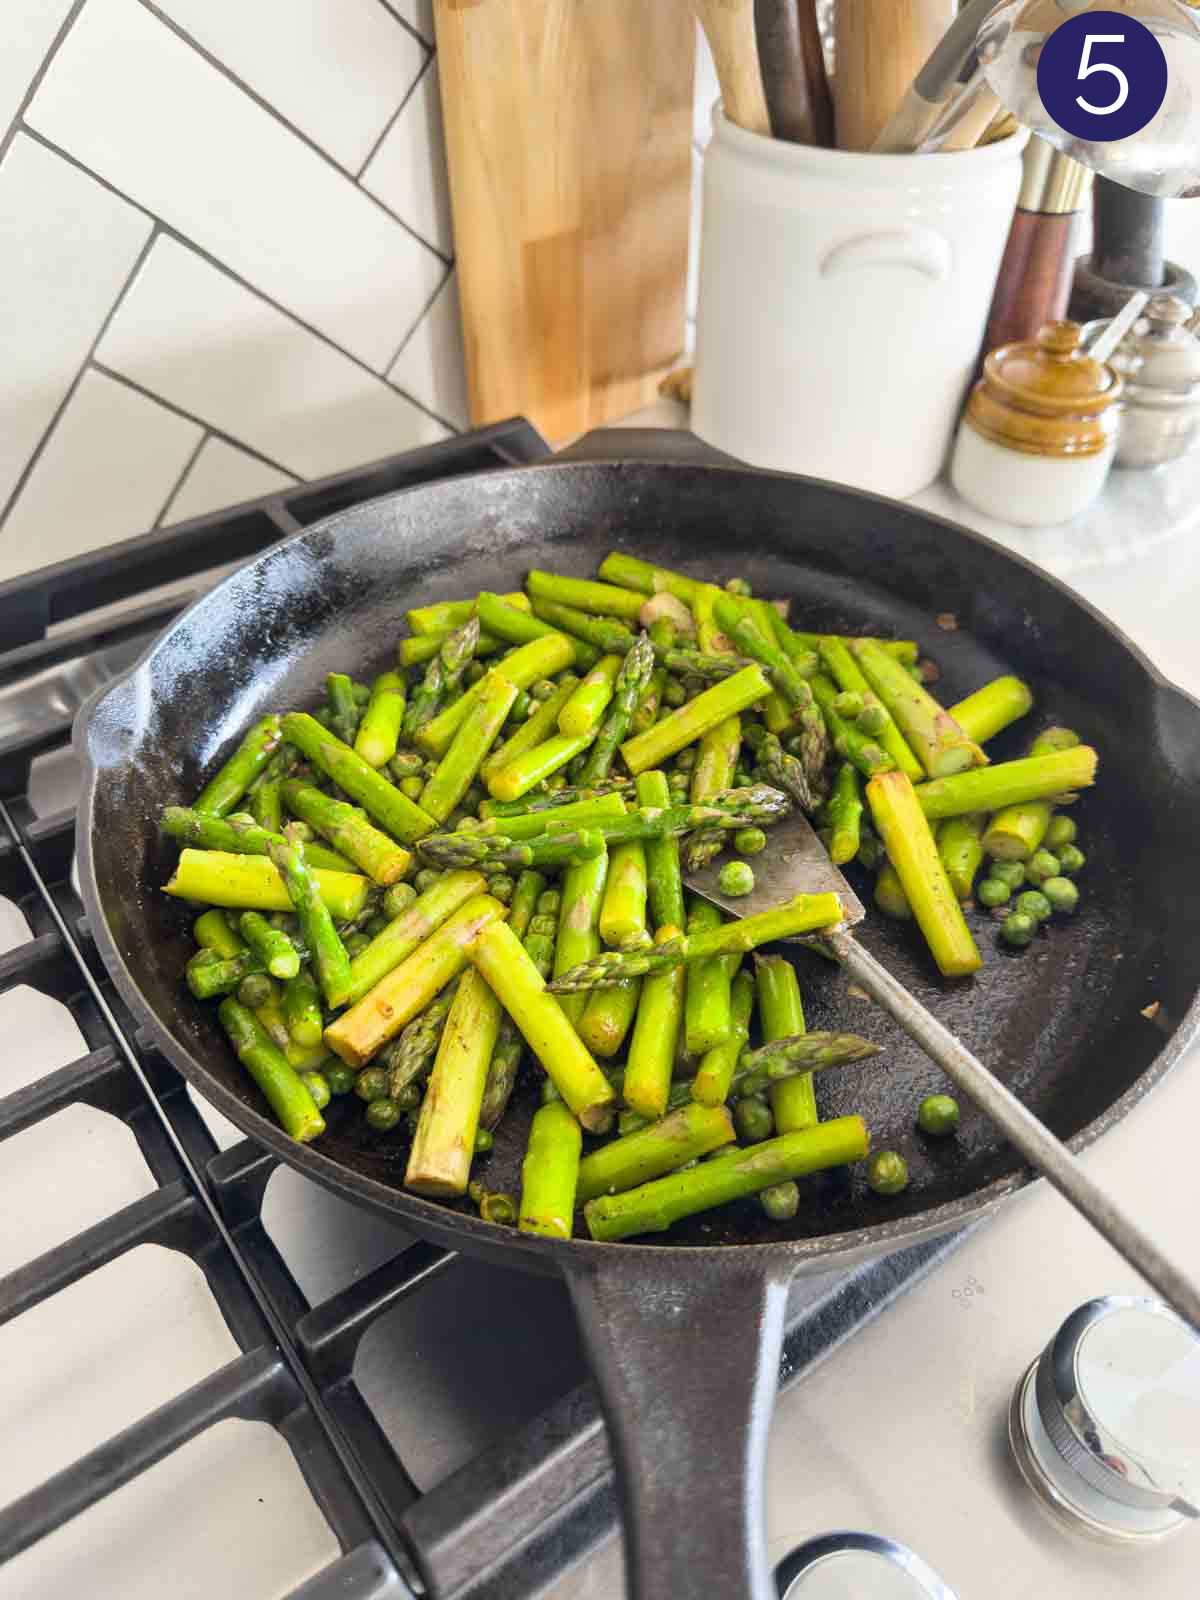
[0,419,1195,1600]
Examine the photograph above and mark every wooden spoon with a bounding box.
[694,0,771,135]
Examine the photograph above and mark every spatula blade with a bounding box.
[683,811,865,933]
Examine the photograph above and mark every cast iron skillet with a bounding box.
[76,431,1200,1598]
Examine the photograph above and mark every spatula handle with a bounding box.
[824,928,1200,1332]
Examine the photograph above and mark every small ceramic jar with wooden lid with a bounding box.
[950,321,1122,526]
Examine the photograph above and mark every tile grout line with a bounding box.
[133,0,449,261]
[19,125,450,384]
[380,261,455,382]
[368,0,433,55]
[0,0,89,171]
[90,362,303,481]
[355,47,436,183]
[150,426,209,529]
[0,221,160,531]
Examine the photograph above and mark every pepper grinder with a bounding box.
[1069,179,1197,324]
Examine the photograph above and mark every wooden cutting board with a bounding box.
[434,0,695,445]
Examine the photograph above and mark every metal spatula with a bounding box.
[685,810,1200,1330]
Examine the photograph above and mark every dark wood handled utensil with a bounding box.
[753,0,833,145]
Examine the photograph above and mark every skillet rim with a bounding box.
[73,454,1200,1269]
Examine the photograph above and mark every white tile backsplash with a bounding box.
[99,236,447,479]
[163,436,297,524]
[361,56,453,256]
[152,0,427,175]
[0,369,202,581]
[389,267,470,430]
[0,132,151,514]
[0,0,75,134]
[26,0,444,371]
[380,0,435,46]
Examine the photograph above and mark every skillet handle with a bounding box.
[567,1251,790,1599]
[553,427,745,468]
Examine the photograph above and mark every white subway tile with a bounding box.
[361,56,453,256]
[163,437,297,524]
[26,0,444,370]
[0,134,152,513]
[380,0,434,46]
[153,0,426,174]
[0,370,202,582]
[0,0,74,133]
[99,237,448,479]
[389,269,469,430]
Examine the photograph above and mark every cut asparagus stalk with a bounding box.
[219,998,326,1143]
[597,552,702,605]
[691,967,755,1107]
[553,849,609,1027]
[866,772,981,978]
[416,634,578,757]
[475,792,627,840]
[636,770,686,931]
[949,676,1034,746]
[619,665,772,774]
[577,634,655,785]
[405,968,503,1197]
[476,681,585,786]
[731,1030,881,1099]
[324,894,507,1068]
[281,712,437,843]
[917,744,1097,822]
[339,869,486,1008]
[623,925,687,1121]
[818,636,924,780]
[518,1101,583,1240]
[238,911,301,980]
[467,919,616,1131]
[161,807,355,874]
[850,639,983,779]
[419,668,519,823]
[810,674,894,778]
[756,953,816,1132]
[353,671,407,769]
[822,762,863,865]
[577,1102,735,1203]
[599,841,649,949]
[266,834,352,1009]
[280,780,412,884]
[525,569,648,621]
[485,730,595,804]
[557,654,623,738]
[981,728,1082,860]
[584,1116,870,1240]
[193,716,283,816]
[527,597,633,657]
[165,849,369,921]
[684,899,733,1057]
[406,591,527,636]
[938,814,986,901]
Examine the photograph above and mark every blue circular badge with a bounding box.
[1037,11,1168,144]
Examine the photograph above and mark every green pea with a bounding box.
[325,1063,357,1096]
[990,860,1027,890]
[663,677,687,708]
[673,747,697,772]
[354,1067,389,1102]
[866,1150,909,1195]
[724,577,753,596]
[1015,889,1052,923]
[917,1094,959,1137]
[383,881,418,919]
[857,701,888,736]
[760,1181,800,1221]
[833,690,864,720]
[487,874,515,904]
[366,1097,402,1131]
[1044,815,1077,851]
[392,1083,422,1112]
[474,1128,494,1154]
[464,662,486,686]
[733,1096,774,1144]
[479,1192,517,1225]
[1026,849,1061,886]
[977,877,1011,908]
[237,972,273,1010]
[1001,910,1038,948]
[414,868,442,894]
[1042,876,1079,914]
[734,827,767,857]
[719,860,755,897]
[400,776,424,800]
[301,1071,331,1111]
[1057,844,1085,876]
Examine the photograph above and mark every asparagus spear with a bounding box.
[712,594,814,709]
[160,807,356,874]
[631,667,667,733]
[636,770,686,931]
[527,597,634,657]
[193,716,283,816]
[525,569,647,621]
[282,966,324,1048]
[405,968,503,1197]
[354,671,407,769]
[598,842,649,949]
[553,849,610,1026]
[656,646,758,682]
[324,894,507,1067]
[684,900,733,1056]
[558,654,623,738]
[485,730,596,804]
[548,894,844,991]
[479,676,581,784]
[250,777,284,833]
[326,673,361,746]
[981,728,1081,860]
[584,1117,870,1240]
[916,743,1097,822]
[578,633,655,785]
[476,590,589,656]
[818,637,923,781]
[685,713,741,871]
[622,925,687,1120]
[239,911,301,980]
[266,833,352,1008]
[165,849,369,921]
[938,813,986,901]
[523,911,558,980]
[866,772,981,978]
[404,618,478,738]
[281,713,437,844]
[399,628,504,667]
[467,920,616,1131]
[280,780,413,885]
[742,723,815,813]
[851,639,983,779]
[419,668,519,823]
[338,869,485,1008]
[381,980,459,1096]
[186,947,263,999]
[619,665,772,774]
[597,552,701,605]
[949,676,1034,746]
[578,972,642,1059]
[421,827,606,872]
[194,908,245,959]
[729,1030,883,1098]
[822,762,863,865]
[407,592,527,635]
[417,634,578,757]
[475,792,627,840]
[810,673,895,778]
[578,1102,735,1203]
[518,1101,583,1240]
[691,967,755,1107]
[219,998,326,1142]
[479,871,545,1128]
[692,583,732,654]
[479,784,631,822]
[756,954,816,1132]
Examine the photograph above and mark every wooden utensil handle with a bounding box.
[695,0,771,135]
[834,0,955,152]
[984,210,1081,355]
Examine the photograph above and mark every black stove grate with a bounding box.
[0,420,966,1600]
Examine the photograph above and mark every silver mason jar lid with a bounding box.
[1010,1295,1200,1544]
[775,1532,959,1598]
